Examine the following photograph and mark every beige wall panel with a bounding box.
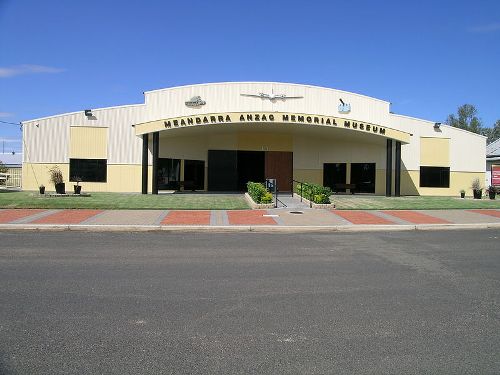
[159,136,207,161]
[420,137,450,166]
[293,136,386,170]
[237,133,292,151]
[70,127,108,159]
[293,169,322,185]
[207,133,237,150]
[375,170,386,195]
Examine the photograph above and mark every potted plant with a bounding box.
[460,189,465,199]
[49,166,65,194]
[486,185,496,200]
[72,176,82,194]
[39,184,45,195]
[471,178,482,199]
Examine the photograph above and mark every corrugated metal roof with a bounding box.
[0,152,22,166]
[487,138,500,157]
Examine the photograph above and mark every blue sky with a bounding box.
[1,0,499,154]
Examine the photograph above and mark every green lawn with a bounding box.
[2,190,500,210]
[0,191,250,210]
[332,194,500,210]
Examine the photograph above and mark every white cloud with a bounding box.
[0,64,65,78]
[467,22,500,33]
[0,112,14,118]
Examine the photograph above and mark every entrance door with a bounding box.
[265,151,293,192]
[350,163,376,193]
[184,160,205,190]
[323,163,347,192]
[237,151,265,191]
[208,150,237,191]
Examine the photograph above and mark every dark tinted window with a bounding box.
[420,166,449,188]
[70,159,107,182]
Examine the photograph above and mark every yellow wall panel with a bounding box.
[22,163,144,193]
[401,170,485,196]
[70,127,108,159]
[420,137,450,166]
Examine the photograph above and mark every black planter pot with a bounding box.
[460,192,465,198]
[489,191,496,200]
[55,183,65,194]
[74,185,82,194]
[473,189,482,199]
[39,186,45,195]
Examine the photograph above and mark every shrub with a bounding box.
[247,181,273,203]
[298,182,332,204]
[313,194,330,204]
[49,166,64,185]
[261,192,273,203]
[471,178,481,191]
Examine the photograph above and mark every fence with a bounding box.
[0,167,22,188]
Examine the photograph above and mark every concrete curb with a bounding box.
[0,222,500,233]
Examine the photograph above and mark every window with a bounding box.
[420,166,449,188]
[70,159,107,182]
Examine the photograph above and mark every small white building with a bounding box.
[486,138,500,187]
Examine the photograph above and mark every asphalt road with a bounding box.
[0,230,499,374]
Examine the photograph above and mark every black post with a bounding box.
[152,132,159,195]
[386,139,393,197]
[141,134,149,194]
[395,141,401,197]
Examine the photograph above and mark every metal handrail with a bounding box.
[290,179,313,208]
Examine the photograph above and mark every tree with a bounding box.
[446,104,483,134]
[481,119,500,144]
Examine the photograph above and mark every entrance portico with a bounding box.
[136,112,409,195]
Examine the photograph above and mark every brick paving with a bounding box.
[84,210,167,225]
[227,210,277,225]
[468,209,500,219]
[332,210,396,225]
[0,208,499,228]
[161,210,211,225]
[31,209,103,224]
[383,210,451,224]
[0,209,45,223]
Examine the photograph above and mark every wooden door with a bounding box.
[265,152,293,192]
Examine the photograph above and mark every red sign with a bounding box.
[492,165,500,186]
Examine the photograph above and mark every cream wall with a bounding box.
[390,114,486,173]
[144,82,391,127]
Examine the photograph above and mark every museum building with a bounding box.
[21,82,486,196]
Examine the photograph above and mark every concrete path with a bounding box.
[1,208,500,232]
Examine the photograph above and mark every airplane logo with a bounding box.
[241,90,303,101]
